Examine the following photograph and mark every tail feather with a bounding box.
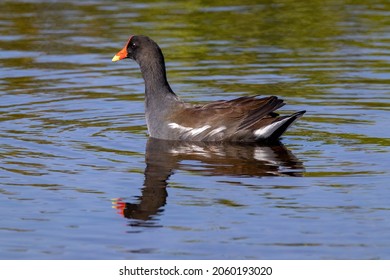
[254,110,306,141]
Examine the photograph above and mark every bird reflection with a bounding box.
[112,138,304,225]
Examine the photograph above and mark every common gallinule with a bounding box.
[112,35,305,142]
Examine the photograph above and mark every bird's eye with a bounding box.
[130,42,136,49]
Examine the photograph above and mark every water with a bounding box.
[1,0,389,259]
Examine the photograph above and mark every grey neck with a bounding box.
[137,51,175,97]
[137,56,180,138]
[139,58,179,110]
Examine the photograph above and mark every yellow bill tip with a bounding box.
[112,55,121,62]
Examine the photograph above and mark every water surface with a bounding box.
[0,0,389,259]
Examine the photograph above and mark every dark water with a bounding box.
[1,0,389,259]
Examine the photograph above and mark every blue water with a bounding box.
[0,0,389,259]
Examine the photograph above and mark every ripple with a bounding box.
[0,0,389,260]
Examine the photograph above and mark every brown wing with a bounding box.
[170,95,284,129]
[167,95,287,141]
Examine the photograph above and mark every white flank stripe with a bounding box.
[208,126,226,136]
[190,125,211,136]
[168,123,211,137]
[168,122,192,132]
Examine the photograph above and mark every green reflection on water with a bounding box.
[0,0,389,260]
[0,0,389,174]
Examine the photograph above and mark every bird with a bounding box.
[112,35,305,143]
